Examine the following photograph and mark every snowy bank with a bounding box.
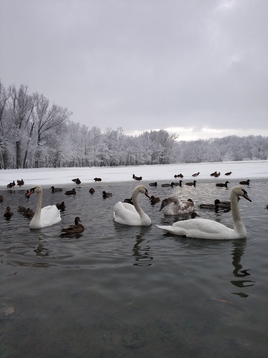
[0,160,267,189]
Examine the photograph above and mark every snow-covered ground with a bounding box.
[0,160,267,189]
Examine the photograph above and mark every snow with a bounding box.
[0,160,267,189]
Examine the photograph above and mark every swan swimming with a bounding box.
[157,186,251,239]
[160,197,194,216]
[26,185,61,229]
[113,185,151,226]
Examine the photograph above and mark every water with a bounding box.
[0,180,268,357]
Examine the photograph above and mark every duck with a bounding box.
[159,197,194,216]
[72,178,81,185]
[89,188,95,194]
[94,177,102,182]
[192,172,200,177]
[17,179,24,187]
[191,212,200,218]
[113,185,151,226]
[185,180,197,187]
[18,205,27,213]
[60,217,84,236]
[102,191,112,198]
[149,182,157,187]
[26,186,61,229]
[56,202,66,211]
[214,172,221,177]
[157,186,251,239]
[0,195,4,202]
[65,188,76,195]
[7,181,15,189]
[23,208,34,219]
[225,172,232,176]
[4,206,13,219]
[171,181,183,187]
[51,186,63,193]
[216,181,229,188]
[150,195,160,205]
[199,199,230,210]
[132,174,142,181]
[239,179,250,185]
[161,183,173,187]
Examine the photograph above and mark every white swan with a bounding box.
[160,197,194,216]
[26,185,61,229]
[113,185,151,226]
[157,186,251,239]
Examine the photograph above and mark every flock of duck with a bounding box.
[1,172,253,240]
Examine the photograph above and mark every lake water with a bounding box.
[0,178,268,357]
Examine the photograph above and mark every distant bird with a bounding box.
[214,172,221,177]
[149,182,157,187]
[192,172,200,177]
[102,191,112,198]
[161,183,173,187]
[225,172,232,176]
[150,195,160,205]
[174,173,183,178]
[17,179,24,187]
[216,181,229,188]
[60,217,84,236]
[0,195,4,202]
[210,171,217,177]
[51,186,63,193]
[4,206,13,220]
[7,181,15,189]
[65,188,76,195]
[199,199,230,210]
[56,202,66,211]
[172,180,183,187]
[160,197,194,216]
[132,174,142,181]
[94,177,102,182]
[89,188,95,194]
[72,178,81,185]
[239,179,250,185]
[185,180,197,187]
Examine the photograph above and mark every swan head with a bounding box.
[232,185,252,202]
[134,185,151,199]
[159,197,177,211]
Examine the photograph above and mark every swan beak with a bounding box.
[145,191,151,200]
[243,192,252,202]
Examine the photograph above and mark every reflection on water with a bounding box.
[0,180,268,357]
[231,242,255,297]
[132,232,153,267]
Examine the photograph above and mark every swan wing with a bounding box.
[113,201,140,225]
[40,205,61,227]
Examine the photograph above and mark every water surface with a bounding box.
[0,180,267,357]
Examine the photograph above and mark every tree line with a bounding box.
[0,81,267,169]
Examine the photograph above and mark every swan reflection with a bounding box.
[132,234,153,267]
[231,242,255,297]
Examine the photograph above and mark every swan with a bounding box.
[113,185,151,226]
[26,186,61,229]
[160,197,194,216]
[157,186,251,239]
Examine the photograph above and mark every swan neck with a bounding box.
[230,191,245,233]
[35,190,43,220]
[132,188,146,218]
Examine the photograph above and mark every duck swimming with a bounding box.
[60,217,84,236]
[157,186,251,240]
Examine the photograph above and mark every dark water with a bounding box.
[0,180,268,358]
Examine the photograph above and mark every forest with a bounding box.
[1,81,267,169]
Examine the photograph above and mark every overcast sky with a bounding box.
[0,0,267,141]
